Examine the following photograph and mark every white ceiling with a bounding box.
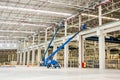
[0,0,119,42]
[0,0,92,41]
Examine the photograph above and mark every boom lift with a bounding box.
[41,21,65,66]
[45,23,87,68]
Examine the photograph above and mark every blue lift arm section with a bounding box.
[42,21,65,63]
[45,23,87,65]
[42,27,59,61]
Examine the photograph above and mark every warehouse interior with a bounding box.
[0,0,120,80]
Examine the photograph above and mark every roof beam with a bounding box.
[38,0,86,9]
[0,17,58,24]
[82,13,119,21]
[103,7,120,15]
[0,36,26,39]
[0,0,90,10]
[0,5,71,16]
[102,1,120,15]
[0,21,48,28]
[0,30,34,34]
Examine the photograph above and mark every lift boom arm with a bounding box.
[42,21,64,64]
[45,24,87,65]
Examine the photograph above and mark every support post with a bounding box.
[78,14,83,68]
[82,38,85,63]
[32,49,35,65]
[32,35,35,45]
[78,35,83,68]
[53,28,57,60]
[38,33,40,44]
[12,54,14,61]
[17,52,19,64]
[98,5,105,70]
[99,5,102,25]
[23,51,26,65]
[53,44,57,60]
[64,21,68,68]
[45,29,47,43]
[20,53,22,65]
[27,50,30,65]
[45,29,48,59]
[8,55,10,62]
[98,30,105,70]
[24,39,26,48]
[37,47,41,66]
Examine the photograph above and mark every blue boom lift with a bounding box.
[45,23,87,68]
[41,21,65,66]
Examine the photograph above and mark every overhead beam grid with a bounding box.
[0,0,119,45]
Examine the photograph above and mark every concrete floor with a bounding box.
[0,66,120,80]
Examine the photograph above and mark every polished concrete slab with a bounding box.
[0,66,120,80]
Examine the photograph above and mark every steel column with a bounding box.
[32,49,35,65]
[37,47,41,66]
[64,21,68,68]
